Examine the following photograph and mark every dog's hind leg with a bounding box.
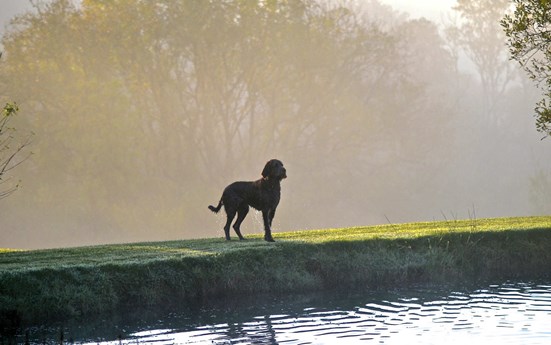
[223,209,236,241]
[233,204,249,240]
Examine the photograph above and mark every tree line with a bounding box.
[0,0,548,248]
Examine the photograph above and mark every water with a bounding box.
[25,280,551,344]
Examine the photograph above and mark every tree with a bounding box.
[502,0,551,138]
[1,50,33,199]
[0,0,461,245]
[446,0,516,121]
[0,101,32,199]
[529,169,551,214]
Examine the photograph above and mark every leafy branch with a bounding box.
[502,0,551,138]
[0,102,33,199]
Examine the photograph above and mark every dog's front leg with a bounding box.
[262,210,275,242]
[268,208,276,228]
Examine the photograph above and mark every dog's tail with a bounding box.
[208,199,223,213]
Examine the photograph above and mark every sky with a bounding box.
[0,0,30,35]
[0,0,459,32]
[378,0,457,22]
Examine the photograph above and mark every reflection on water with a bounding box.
[28,281,551,344]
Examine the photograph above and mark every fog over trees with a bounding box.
[0,0,549,249]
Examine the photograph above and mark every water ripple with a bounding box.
[81,281,551,345]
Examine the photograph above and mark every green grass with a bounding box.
[1,216,551,324]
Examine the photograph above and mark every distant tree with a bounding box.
[502,0,551,138]
[0,0,461,241]
[446,0,516,120]
[529,169,551,214]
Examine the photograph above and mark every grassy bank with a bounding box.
[1,216,551,324]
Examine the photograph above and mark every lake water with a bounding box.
[27,280,551,344]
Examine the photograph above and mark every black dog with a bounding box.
[209,159,287,242]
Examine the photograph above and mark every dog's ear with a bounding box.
[261,160,273,178]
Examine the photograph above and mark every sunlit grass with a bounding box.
[1,216,550,324]
[1,216,550,271]
[279,216,551,240]
[0,248,20,253]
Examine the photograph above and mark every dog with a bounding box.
[209,159,287,242]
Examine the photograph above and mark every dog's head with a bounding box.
[261,159,287,181]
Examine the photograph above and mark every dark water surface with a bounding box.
[26,280,551,344]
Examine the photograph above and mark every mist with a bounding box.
[0,0,549,249]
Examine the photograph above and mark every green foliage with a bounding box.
[2,102,18,117]
[502,0,551,138]
[535,97,551,135]
[1,216,550,324]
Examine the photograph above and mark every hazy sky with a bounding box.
[379,0,457,22]
[0,0,30,33]
[0,0,459,31]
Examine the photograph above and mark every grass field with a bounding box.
[1,216,551,324]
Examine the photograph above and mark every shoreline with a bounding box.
[1,216,551,325]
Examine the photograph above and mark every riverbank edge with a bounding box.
[2,217,551,324]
